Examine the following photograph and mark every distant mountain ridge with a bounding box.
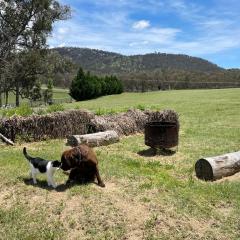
[52,47,240,91]
[53,47,223,75]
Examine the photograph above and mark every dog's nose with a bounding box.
[61,165,69,171]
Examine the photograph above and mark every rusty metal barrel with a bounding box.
[144,121,179,149]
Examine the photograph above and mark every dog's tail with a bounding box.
[23,147,34,162]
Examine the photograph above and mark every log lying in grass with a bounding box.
[195,151,240,181]
[67,130,119,147]
[0,133,14,146]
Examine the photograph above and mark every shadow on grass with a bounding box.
[138,147,176,157]
[19,177,96,192]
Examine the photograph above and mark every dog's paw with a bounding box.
[98,182,105,188]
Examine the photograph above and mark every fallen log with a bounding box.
[0,133,14,146]
[195,151,240,181]
[67,130,119,147]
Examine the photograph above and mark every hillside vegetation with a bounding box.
[53,47,240,91]
[54,47,222,74]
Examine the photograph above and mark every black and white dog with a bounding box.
[23,147,61,188]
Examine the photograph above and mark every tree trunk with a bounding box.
[195,151,240,181]
[16,82,20,107]
[67,131,119,147]
[5,91,9,105]
[0,92,2,107]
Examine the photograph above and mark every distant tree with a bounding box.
[40,50,76,88]
[69,67,86,101]
[11,50,45,106]
[92,75,102,97]
[43,79,53,105]
[103,76,111,95]
[0,58,15,106]
[111,75,123,94]
[141,80,147,92]
[0,0,71,106]
[0,0,70,60]
[30,81,42,101]
[69,68,123,101]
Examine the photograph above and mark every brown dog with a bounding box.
[61,144,105,187]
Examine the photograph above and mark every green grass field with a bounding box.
[0,88,240,239]
[5,87,69,105]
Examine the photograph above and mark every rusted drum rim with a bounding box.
[145,121,179,127]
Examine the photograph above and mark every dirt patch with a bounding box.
[141,204,224,239]
[0,186,16,210]
[59,195,86,240]
[216,172,240,183]
[215,202,234,218]
[102,181,151,240]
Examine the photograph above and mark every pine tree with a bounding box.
[69,67,123,101]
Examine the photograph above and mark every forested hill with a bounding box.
[53,47,222,74]
[52,47,240,91]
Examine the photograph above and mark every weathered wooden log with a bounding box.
[195,151,240,181]
[67,130,119,147]
[0,133,14,146]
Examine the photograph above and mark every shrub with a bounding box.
[46,104,64,113]
[74,105,80,110]
[69,67,123,101]
[95,108,106,116]
[95,107,118,116]
[136,104,146,111]
[2,104,33,117]
[34,108,47,115]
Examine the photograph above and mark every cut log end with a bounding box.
[195,159,214,181]
[195,152,240,181]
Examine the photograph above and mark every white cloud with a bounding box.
[57,43,66,48]
[49,17,181,54]
[132,20,150,30]
[129,40,149,47]
[58,27,70,34]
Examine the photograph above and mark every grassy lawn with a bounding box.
[0,88,240,239]
[5,87,69,105]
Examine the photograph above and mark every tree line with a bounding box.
[69,68,123,101]
[120,68,240,91]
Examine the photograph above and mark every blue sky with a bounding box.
[48,0,240,69]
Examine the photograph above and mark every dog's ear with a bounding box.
[78,145,89,157]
